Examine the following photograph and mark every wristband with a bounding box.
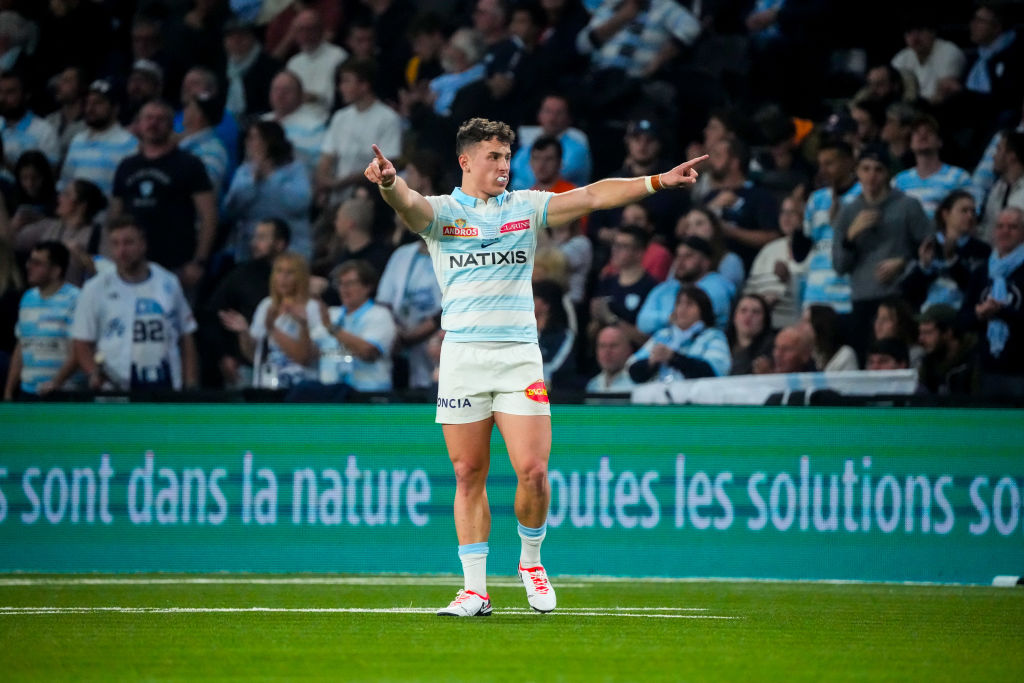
[644,174,663,194]
[380,180,396,191]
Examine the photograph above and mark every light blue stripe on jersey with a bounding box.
[61,128,138,194]
[443,294,534,315]
[630,323,731,379]
[16,284,79,394]
[891,164,974,218]
[802,184,860,313]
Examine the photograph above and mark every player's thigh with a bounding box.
[442,417,495,483]
[494,412,552,477]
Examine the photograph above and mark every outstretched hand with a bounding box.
[660,154,709,189]
[364,144,397,188]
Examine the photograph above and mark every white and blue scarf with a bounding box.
[987,242,1024,357]
[967,30,1017,93]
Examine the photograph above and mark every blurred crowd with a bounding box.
[2,0,1023,402]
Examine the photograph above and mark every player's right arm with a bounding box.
[364,144,434,234]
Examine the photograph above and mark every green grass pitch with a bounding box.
[1,574,1022,681]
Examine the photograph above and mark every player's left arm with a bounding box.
[546,155,708,228]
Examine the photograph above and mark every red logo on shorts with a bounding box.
[525,380,549,404]
[500,219,530,234]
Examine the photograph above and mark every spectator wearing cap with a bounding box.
[865,337,910,371]
[284,8,349,119]
[510,93,592,190]
[902,189,990,312]
[173,67,241,180]
[122,59,164,129]
[223,18,282,120]
[833,144,932,358]
[959,206,1024,397]
[0,70,60,169]
[703,136,780,271]
[891,115,975,219]
[261,70,326,185]
[979,131,1024,242]
[180,92,230,198]
[890,18,965,104]
[44,66,87,163]
[637,235,735,336]
[917,303,978,395]
[60,78,137,197]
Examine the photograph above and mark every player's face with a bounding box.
[461,139,511,196]
[110,226,147,272]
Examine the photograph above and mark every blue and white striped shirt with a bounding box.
[578,0,700,77]
[891,164,975,218]
[628,322,731,381]
[0,112,61,167]
[60,125,138,195]
[15,283,80,394]
[422,188,552,343]
[636,271,735,334]
[180,129,229,197]
[802,183,861,313]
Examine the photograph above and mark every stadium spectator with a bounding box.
[314,196,390,284]
[528,135,574,194]
[376,235,442,390]
[744,196,804,328]
[959,206,1024,397]
[750,104,814,202]
[173,67,240,177]
[352,0,415,104]
[43,65,86,162]
[222,120,312,261]
[9,151,57,233]
[879,102,919,173]
[890,17,965,104]
[585,323,636,393]
[204,218,291,389]
[979,131,1024,242]
[873,296,924,370]
[219,250,322,389]
[703,136,780,270]
[71,216,198,391]
[222,18,281,120]
[471,0,531,128]
[675,206,745,292]
[110,100,218,290]
[770,323,816,374]
[865,337,910,371]
[180,92,230,198]
[726,293,774,376]
[0,12,38,87]
[857,64,908,108]
[959,3,1024,131]
[319,259,396,392]
[13,179,106,287]
[891,115,975,218]
[687,108,746,199]
[266,0,342,62]
[971,97,1023,201]
[833,144,931,357]
[316,59,402,207]
[803,304,858,372]
[0,71,59,169]
[511,93,592,190]
[801,139,860,316]
[902,189,991,312]
[533,0,590,95]
[121,59,164,130]
[427,27,487,118]
[3,241,79,400]
[534,278,576,388]
[400,11,446,93]
[627,285,731,383]
[59,78,138,197]
[590,225,657,344]
[917,303,978,395]
[602,202,672,283]
[284,8,349,117]
[637,235,734,335]
[261,70,326,181]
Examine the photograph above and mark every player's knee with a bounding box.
[516,461,549,493]
[452,458,488,487]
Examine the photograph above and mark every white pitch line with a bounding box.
[0,577,591,588]
[0,606,740,620]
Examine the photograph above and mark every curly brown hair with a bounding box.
[455,118,515,155]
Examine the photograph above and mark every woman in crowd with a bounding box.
[9,151,58,233]
[628,285,731,382]
[726,293,775,375]
[222,120,312,261]
[14,179,107,286]
[218,251,322,389]
[803,304,859,371]
[902,189,991,311]
[872,296,924,369]
[676,206,745,290]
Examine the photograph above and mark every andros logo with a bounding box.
[524,380,549,404]
[442,224,479,237]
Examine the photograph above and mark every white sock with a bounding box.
[458,542,488,596]
[518,522,546,567]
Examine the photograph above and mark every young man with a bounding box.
[365,118,705,617]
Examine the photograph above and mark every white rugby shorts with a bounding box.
[435,340,551,424]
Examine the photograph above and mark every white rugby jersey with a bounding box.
[15,283,80,394]
[71,263,196,390]
[422,188,553,343]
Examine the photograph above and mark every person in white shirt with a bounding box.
[316,59,402,207]
[890,20,965,103]
[284,8,348,118]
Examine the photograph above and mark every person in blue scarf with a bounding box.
[959,207,1024,397]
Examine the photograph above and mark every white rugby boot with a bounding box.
[518,563,556,613]
[436,589,493,617]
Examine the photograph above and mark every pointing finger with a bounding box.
[371,144,386,161]
[682,154,709,169]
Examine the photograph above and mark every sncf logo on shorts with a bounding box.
[442,224,479,237]
[437,397,473,408]
[524,380,549,404]
[500,219,530,234]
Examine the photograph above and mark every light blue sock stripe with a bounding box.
[517,522,546,538]
[458,542,489,556]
